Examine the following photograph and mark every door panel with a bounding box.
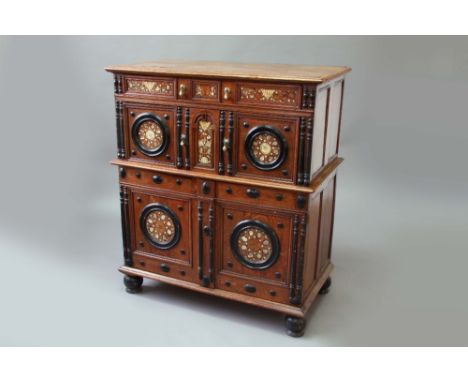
[130,188,196,281]
[235,113,299,183]
[217,202,295,285]
[126,104,176,167]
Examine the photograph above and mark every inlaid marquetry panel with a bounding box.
[230,220,280,269]
[137,120,164,151]
[126,78,175,96]
[197,118,214,166]
[140,203,180,250]
[245,125,287,171]
[237,83,300,108]
[192,80,219,101]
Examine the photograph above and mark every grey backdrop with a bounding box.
[0,36,466,346]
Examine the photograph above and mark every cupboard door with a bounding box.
[216,202,299,303]
[126,104,176,167]
[235,114,299,183]
[130,189,196,282]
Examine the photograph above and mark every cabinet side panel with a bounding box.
[324,80,344,162]
[310,87,328,176]
[302,193,322,296]
[315,176,336,278]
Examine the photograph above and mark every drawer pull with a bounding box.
[202,181,210,195]
[178,84,186,97]
[246,188,260,198]
[223,87,231,100]
[244,284,256,293]
[276,194,284,201]
[119,167,126,178]
[160,264,170,273]
[152,175,163,184]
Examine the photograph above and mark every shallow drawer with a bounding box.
[216,274,290,305]
[119,166,194,194]
[124,76,176,99]
[132,253,195,283]
[216,181,308,211]
[235,82,301,109]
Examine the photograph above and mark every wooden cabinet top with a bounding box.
[105,60,351,83]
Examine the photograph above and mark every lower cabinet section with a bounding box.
[120,171,337,312]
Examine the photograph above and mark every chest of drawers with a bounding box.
[106,61,350,337]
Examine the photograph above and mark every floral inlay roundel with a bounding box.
[250,132,281,165]
[237,226,273,264]
[145,209,176,245]
[137,120,164,151]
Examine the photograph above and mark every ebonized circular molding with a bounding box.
[244,125,287,171]
[131,112,169,157]
[140,203,180,250]
[230,219,280,270]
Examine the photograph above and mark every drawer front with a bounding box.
[176,79,221,103]
[216,201,295,286]
[131,190,194,273]
[124,76,176,99]
[216,182,308,211]
[126,104,176,166]
[215,274,290,304]
[235,113,299,183]
[120,166,194,195]
[133,253,194,282]
[236,82,301,109]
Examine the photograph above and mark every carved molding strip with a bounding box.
[301,85,315,109]
[119,185,132,266]
[126,79,174,96]
[114,75,123,94]
[115,101,125,159]
[184,108,190,169]
[176,106,183,169]
[197,201,204,281]
[297,117,306,185]
[289,215,299,303]
[227,112,234,175]
[218,111,225,174]
[208,202,214,283]
[240,86,299,106]
[303,117,314,185]
[291,215,307,305]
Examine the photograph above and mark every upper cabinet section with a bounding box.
[109,60,350,186]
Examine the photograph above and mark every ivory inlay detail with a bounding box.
[237,227,273,264]
[127,79,174,95]
[240,86,298,105]
[137,121,163,150]
[250,132,281,164]
[197,119,214,166]
[145,210,176,245]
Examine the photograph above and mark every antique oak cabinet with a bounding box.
[106,61,350,337]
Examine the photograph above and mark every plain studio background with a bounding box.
[0,36,466,346]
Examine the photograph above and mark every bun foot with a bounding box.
[285,316,306,337]
[124,275,143,294]
[319,276,332,295]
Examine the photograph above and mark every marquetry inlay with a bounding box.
[197,119,214,166]
[237,227,274,264]
[127,79,174,95]
[194,84,218,99]
[137,121,164,150]
[239,86,298,105]
[250,132,281,165]
[145,210,176,245]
